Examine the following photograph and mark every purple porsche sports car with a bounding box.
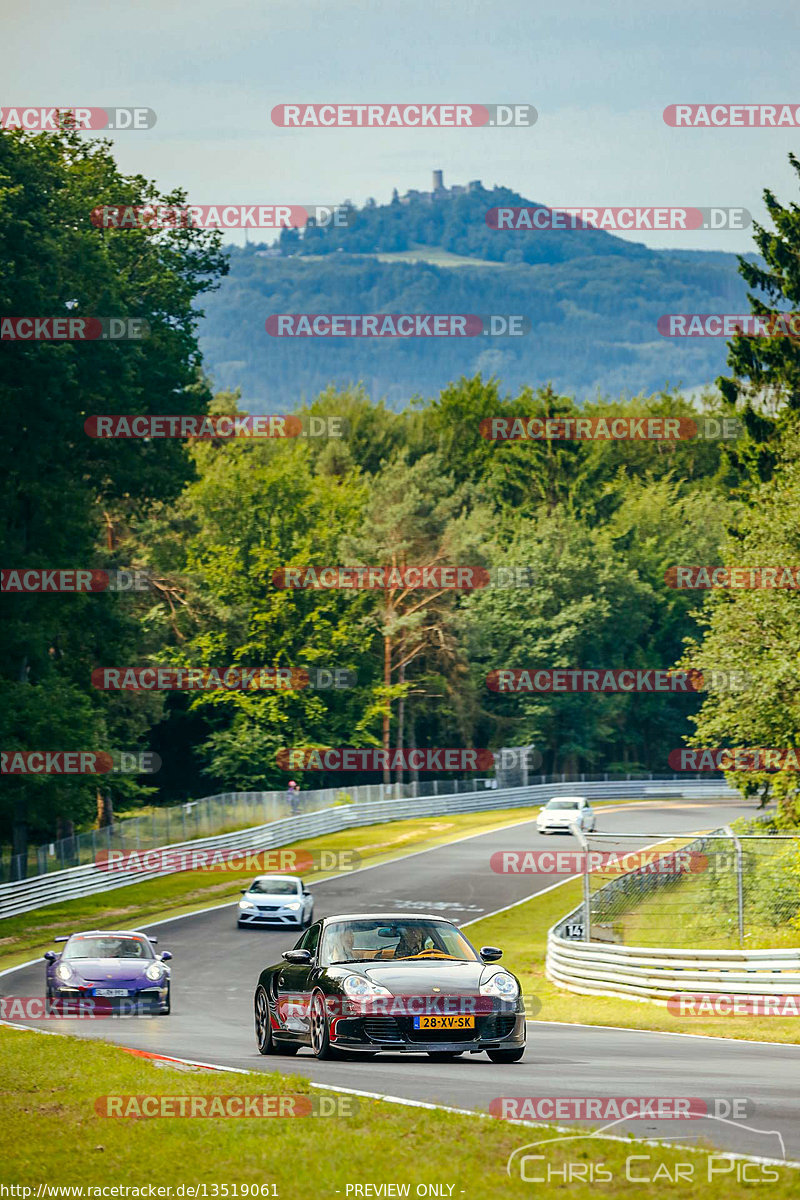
[44,930,172,1014]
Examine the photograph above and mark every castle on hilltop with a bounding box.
[392,171,483,205]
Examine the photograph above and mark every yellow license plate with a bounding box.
[413,1014,475,1030]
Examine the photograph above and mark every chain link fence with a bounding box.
[569,824,800,950]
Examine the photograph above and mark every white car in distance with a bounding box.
[237,875,314,929]
[536,796,596,835]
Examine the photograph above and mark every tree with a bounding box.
[0,127,227,860]
[718,152,800,489]
[679,431,800,822]
[341,452,478,782]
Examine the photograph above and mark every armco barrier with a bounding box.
[546,935,800,1002]
[546,826,800,1003]
[0,777,737,920]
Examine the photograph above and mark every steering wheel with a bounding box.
[400,950,461,960]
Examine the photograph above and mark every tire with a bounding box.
[255,985,279,1055]
[161,983,171,1015]
[427,1051,464,1060]
[304,908,314,929]
[309,991,338,1060]
[486,1047,525,1063]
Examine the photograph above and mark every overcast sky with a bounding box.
[3,0,800,251]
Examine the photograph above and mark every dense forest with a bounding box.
[3,129,800,862]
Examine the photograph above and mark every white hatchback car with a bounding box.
[237,875,314,929]
[536,796,596,834]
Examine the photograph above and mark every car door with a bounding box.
[274,921,321,1041]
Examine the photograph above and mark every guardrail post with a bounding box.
[724,824,745,947]
[573,825,591,942]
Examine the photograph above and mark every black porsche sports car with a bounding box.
[253,913,526,1061]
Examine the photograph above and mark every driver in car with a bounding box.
[395,926,430,959]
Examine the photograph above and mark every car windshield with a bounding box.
[321,919,480,965]
[62,935,154,960]
[547,801,581,810]
[247,878,300,895]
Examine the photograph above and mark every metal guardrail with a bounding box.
[0,777,737,920]
[546,825,800,1002]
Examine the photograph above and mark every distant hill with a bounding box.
[196,181,753,409]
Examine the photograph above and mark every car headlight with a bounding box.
[239,900,256,910]
[145,962,164,982]
[342,974,392,998]
[55,963,72,982]
[480,972,519,999]
[285,902,302,911]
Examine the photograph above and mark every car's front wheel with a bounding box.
[160,983,171,1015]
[486,1047,525,1063]
[255,985,279,1054]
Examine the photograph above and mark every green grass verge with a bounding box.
[1,1025,796,1195]
[465,880,800,1043]
[0,805,550,970]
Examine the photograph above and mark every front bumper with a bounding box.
[48,984,169,1014]
[329,1007,526,1052]
[238,908,305,926]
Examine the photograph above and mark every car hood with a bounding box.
[56,958,155,982]
[351,961,499,993]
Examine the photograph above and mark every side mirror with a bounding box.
[159,951,173,962]
[281,949,312,964]
[43,951,57,962]
[240,889,247,894]
[480,946,503,962]
[302,889,311,896]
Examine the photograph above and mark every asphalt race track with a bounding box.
[5,798,800,1163]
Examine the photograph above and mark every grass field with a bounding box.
[1,1024,795,1196]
